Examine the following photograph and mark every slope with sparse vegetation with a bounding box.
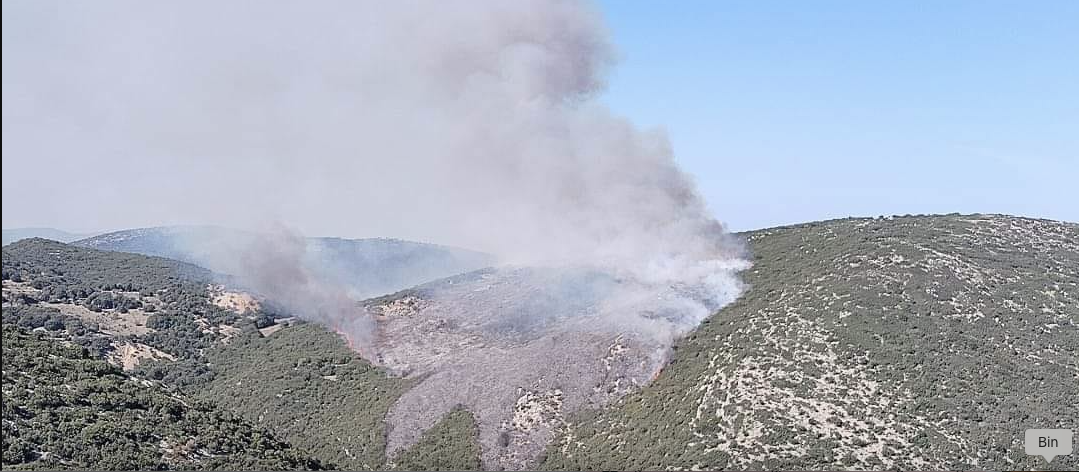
[1,238,252,388]
[3,214,1076,471]
[540,214,1079,470]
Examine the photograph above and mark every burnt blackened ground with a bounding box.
[366,267,680,470]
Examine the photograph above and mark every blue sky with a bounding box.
[597,1,1077,230]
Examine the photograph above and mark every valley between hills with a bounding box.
[3,214,1076,470]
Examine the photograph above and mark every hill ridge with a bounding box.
[3,213,1076,470]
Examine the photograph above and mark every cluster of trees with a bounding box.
[196,323,408,469]
[83,291,143,312]
[3,238,210,291]
[0,305,114,356]
[2,238,245,363]
[1,238,491,470]
[389,408,482,471]
[2,323,327,470]
[198,322,489,470]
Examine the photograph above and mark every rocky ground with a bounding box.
[366,268,680,470]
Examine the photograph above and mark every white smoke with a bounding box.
[2,0,751,345]
[235,225,376,347]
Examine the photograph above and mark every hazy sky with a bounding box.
[3,1,1076,235]
[1,1,753,355]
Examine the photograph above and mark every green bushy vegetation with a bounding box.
[190,323,486,471]
[2,238,241,363]
[5,215,1075,471]
[194,324,412,470]
[2,237,210,295]
[390,408,482,471]
[540,215,1079,470]
[3,237,484,470]
[1,322,326,470]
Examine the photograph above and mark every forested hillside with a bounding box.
[1,238,483,470]
[540,214,1079,470]
[3,214,1077,471]
[145,214,1079,470]
[2,238,245,383]
[1,323,325,470]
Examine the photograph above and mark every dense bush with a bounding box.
[2,238,241,362]
[1,323,327,470]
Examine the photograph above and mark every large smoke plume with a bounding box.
[3,1,749,346]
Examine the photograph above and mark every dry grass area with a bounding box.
[109,341,177,371]
[192,315,244,344]
[3,280,155,337]
[2,279,41,296]
[208,284,261,314]
[50,303,152,336]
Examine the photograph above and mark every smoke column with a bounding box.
[235,225,376,347]
[2,0,751,344]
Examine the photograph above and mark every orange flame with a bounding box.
[330,322,380,363]
[330,323,357,350]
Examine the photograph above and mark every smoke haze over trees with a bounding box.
[3,1,749,346]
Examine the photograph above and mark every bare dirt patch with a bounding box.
[109,341,177,371]
[209,284,261,314]
[2,279,41,296]
[49,303,152,336]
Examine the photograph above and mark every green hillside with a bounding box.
[3,214,1076,471]
[540,214,1078,470]
[194,322,484,470]
[178,214,1079,470]
[1,323,325,470]
[1,237,236,366]
[0,238,485,470]
[194,324,408,469]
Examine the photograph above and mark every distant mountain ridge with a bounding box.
[3,227,97,245]
[74,225,496,299]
